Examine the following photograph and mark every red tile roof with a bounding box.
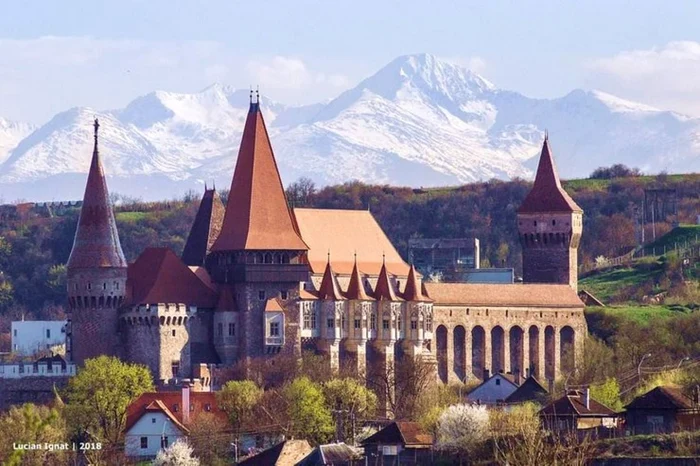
[424,283,583,308]
[126,248,217,307]
[373,262,400,301]
[182,188,225,266]
[540,390,616,417]
[344,258,372,300]
[67,119,127,269]
[293,208,410,276]
[212,101,308,252]
[125,391,225,433]
[264,297,284,312]
[402,265,431,302]
[318,260,345,300]
[518,137,582,214]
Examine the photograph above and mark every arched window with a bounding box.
[281,253,290,264]
[264,253,273,264]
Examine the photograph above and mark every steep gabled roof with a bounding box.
[344,258,372,300]
[125,391,225,433]
[373,261,400,301]
[67,119,127,269]
[264,297,284,312]
[318,259,345,300]
[126,248,217,307]
[518,137,582,214]
[182,188,225,266]
[212,99,308,252]
[402,265,431,302]
[361,421,433,448]
[505,376,549,404]
[625,386,694,411]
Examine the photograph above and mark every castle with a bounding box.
[66,96,587,395]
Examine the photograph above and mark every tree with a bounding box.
[284,377,334,445]
[286,177,317,208]
[368,354,437,419]
[64,355,153,445]
[590,164,641,179]
[590,377,623,411]
[216,380,263,445]
[436,404,490,464]
[188,413,231,466]
[153,439,200,466]
[0,403,68,466]
[494,424,594,466]
[322,377,377,443]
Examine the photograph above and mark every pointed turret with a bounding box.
[318,256,344,300]
[373,259,399,301]
[345,255,371,300]
[212,97,308,252]
[402,264,430,302]
[518,136,582,214]
[67,119,127,269]
[182,187,225,266]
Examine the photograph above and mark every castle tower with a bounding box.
[66,119,127,364]
[207,92,309,359]
[343,256,372,376]
[182,187,225,266]
[318,257,345,372]
[517,136,583,291]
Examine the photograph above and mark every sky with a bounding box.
[3,0,700,123]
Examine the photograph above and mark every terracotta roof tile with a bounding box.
[362,421,433,447]
[67,119,127,269]
[299,288,319,300]
[125,391,225,433]
[518,137,582,214]
[126,248,217,307]
[424,283,583,308]
[402,265,430,302]
[373,262,400,301]
[212,102,308,252]
[540,390,616,417]
[318,259,345,300]
[182,188,225,266]
[344,258,372,300]
[293,208,410,276]
[264,297,284,312]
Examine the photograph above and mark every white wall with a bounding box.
[11,321,66,355]
[125,412,186,458]
[466,375,518,404]
[0,362,76,379]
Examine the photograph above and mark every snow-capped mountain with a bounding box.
[0,118,36,165]
[1,53,699,201]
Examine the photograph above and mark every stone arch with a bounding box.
[436,325,448,383]
[256,253,264,264]
[264,253,273,264]
[509,326,524,381]
[453,325,466,382]
[491,326,505,374]
[159,316,165,325]
[274,253,282,264]
[281,253,290,264]
[545,325,555,381]
[528,325,540,378]
[471,326,485,379]
[560,326,575,374]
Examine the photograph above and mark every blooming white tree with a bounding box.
[436,404,490,461]
[153,439,200,466]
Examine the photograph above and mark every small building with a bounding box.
[124,386,226,459]
[466,372,519,405]
[504,375,549,405]
[0,354,76,379]
[238,440,312,466]
[539,389,619,433]
[361,421,433,465]
[295,442,364,466]
[624,386,700,434]
[11,320,67,355]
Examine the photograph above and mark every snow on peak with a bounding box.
[590,90,661,114]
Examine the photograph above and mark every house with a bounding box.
[505,375,549,405]
[624,386,700,434]
[124,385,226,459]
[361,421,433,465]
[539,389,619,433]
[238,440,312,466]
[11,320,67,355]
[466,372,519,405]
[295,442,364,466]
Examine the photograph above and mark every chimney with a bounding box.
[182,384,191,424]
[483,368,490,380]
[584,387,590,410]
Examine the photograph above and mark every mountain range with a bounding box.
[1,53,698,202]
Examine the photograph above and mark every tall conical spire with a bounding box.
[518,136,582,213]
[182,187,225,266]
[212,94,308,251]
[67,119,126,269]
[318,254,344,300]
[402,264,429,302]
[373,260,398,301]
[345,253,371,300]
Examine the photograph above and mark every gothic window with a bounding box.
[228,323,235,336]
[258,290,266,301]
[411,320,417,330]
[269,322,280,336]
[264,253,273,264]
[256,253,263,264]
[382,319,390,330]
[370,313,376,330]
[281,253,290,264]
[425,314,433,331]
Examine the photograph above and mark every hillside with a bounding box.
[2,54,700,201]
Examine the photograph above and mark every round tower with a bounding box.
[66,119,127,364]
[517,136,583,291]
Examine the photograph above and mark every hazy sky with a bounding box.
[3,0,700,123]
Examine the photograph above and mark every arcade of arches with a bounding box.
[432,305,585,384]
